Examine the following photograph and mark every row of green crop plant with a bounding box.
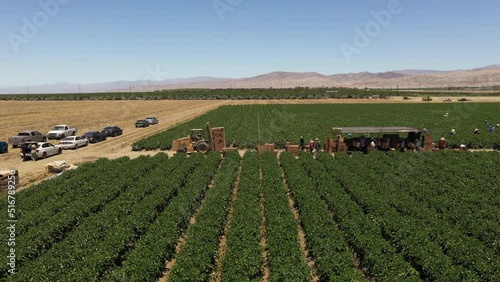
[10,153,181,281]
[52,154,201,281]
[260,152,311,281]
[133,103,500,151]
[168,151,240,281]
[380,152,499,253]
[324,153,487,281]
[14,158,130,236]
[280,152,365,281]
[348,152,499,280]
[2,154,166,279]
[301,152,421,281]
[220,152,264,281]
[0,158,118,214]
[0,158,124,236]
[0,87,391,101]
[104,152,222,282]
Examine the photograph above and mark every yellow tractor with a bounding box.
[171,122,228,154]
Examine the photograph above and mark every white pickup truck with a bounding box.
[47,125,78,140]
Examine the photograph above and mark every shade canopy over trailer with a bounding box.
[327,126,432,153]
[332,127,421,134]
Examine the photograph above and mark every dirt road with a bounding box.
[1,97,499,189]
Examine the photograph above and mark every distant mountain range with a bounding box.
[1,65,500,94]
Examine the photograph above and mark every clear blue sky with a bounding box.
[1,0,499,87]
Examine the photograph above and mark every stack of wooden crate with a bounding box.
[422,134,433,151]
[211,127,226,152]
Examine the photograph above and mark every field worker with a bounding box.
[488,125,494,133]
[474,128,480,135]
[450,128,456,135]
[438,137,446,150]
[415,138,421,152]
[299,136,305,151]
[313,138,321,153]
[308,140,314,153]
[400,138,406,152]
[360,136,367,154]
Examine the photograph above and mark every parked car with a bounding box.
[82,131,107,143]
[102,126,123,137]
[135,120,150,128]
[8,131,47,148]
[47,124,78,140]
[20,142,62,161]
[0,141,8,153]
[59,136,89,150]
[145,117,158,125]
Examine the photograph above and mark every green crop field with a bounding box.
[0,88,385,101]
[133,103,500,150]
[1,151,498,281]
[2,87,499,101]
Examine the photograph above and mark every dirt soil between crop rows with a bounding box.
[1,97,499,190]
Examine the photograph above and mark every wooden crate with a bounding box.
[257,143,276,156]
[285,145,300,156]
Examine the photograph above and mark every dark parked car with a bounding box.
[0,141,8,153]
[82,131,107,143]
[135,120,150,128]
[102,126,123,137]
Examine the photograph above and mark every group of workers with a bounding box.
[297,121,499,154]
[449,120,499,136]
[299,136,321,153]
